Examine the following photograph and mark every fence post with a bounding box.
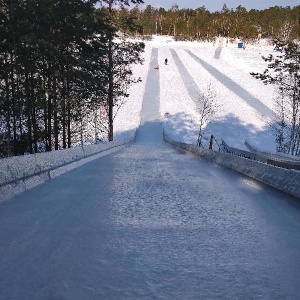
[209,135,214,150]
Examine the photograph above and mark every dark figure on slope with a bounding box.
[165,58,168,65]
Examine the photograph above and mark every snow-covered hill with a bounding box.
[114,36,278,152]
[3,36,299,202]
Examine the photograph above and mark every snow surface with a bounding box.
[114,36,279,151]
[1,36,300,300]
[0,141,132,202]
[1,36,299,202]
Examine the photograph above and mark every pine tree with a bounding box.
[101,0,144,141]
[0,0,111,156]
[251,42,300,156]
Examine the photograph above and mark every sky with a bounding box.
[139,0,299,12]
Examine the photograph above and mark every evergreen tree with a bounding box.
[0,0,111,156]
[140,5,155,35]
[251,43,300,156]
[101,0,144,141]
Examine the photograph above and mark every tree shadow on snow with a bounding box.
[163,112,276,152]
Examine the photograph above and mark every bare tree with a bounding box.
[196,83,218,147]
[270,88,289,153]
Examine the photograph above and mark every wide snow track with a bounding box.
[185,49,274,119]
[1,47,300,300]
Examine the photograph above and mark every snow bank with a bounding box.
[0,138,133,202]
[164,135,300,199]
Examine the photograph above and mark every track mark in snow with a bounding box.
[213,37,223,59]
[136,47,162,145]
[213,47,222,59]
[170,48,202,107]
[185,49,274,120]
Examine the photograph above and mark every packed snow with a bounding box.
[114,35,279,151]
[1,35,300,300]
[2,35,299,202]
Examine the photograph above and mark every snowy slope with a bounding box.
[114,36,279,152]
[3,36,298,202]
[1,38,300,300]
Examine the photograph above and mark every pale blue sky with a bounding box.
[139,0,299,12]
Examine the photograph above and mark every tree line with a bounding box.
[0,0,144,157]
[120,3,300,42]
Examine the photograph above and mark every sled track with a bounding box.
[185,49,274,120]
[170,48,203,107]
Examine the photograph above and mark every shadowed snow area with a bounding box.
[185,49,274,120]
[170,48,202,106]
[1,47,300,300]
[135,48,163,145]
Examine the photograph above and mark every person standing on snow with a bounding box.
[165,58,168,65]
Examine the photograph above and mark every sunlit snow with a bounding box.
[114,36,278,151]
[1,36,300,300]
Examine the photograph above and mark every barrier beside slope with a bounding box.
[164,134,300,199]
[0,139,133,202]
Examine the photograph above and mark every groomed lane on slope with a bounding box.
[160,45,276,149]
[185,49,274,120]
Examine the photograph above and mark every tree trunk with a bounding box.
[62,76,67,149]
[30,71,38,153]
[67,79,71,148]
[47,73,52,152]
[25,72,33,154]
[53,70,59,150]
[108,0,114,141]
